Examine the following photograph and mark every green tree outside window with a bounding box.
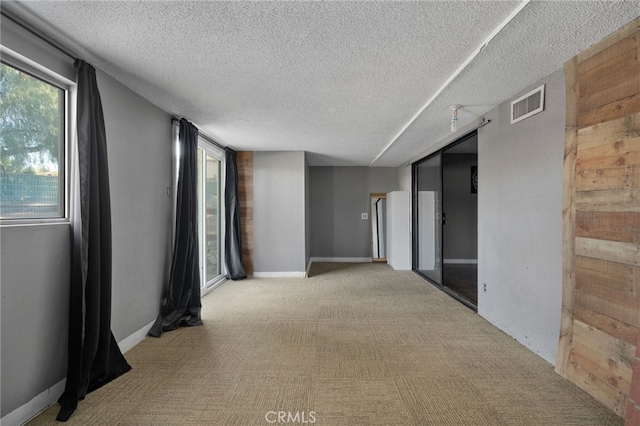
[0,62,64,218]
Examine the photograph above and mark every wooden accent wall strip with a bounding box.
[573,305,638,346]
[236,151,254,276]
[557,17,640,419]
[576,211,640,243]
[576,20,640,65]
[577,33,639,115]
[625,330,640,424]
[575,255,636,295]
[556,55,579,379]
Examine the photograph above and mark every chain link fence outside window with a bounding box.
[0,172,61,218]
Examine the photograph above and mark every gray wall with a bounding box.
[477,68,565,364]
[0,225,71,418]
[253,151,307,274]
[305,154,312,269]
[97,69,173,341]
[310,167,399,258]
[0,64,172,417]
[442,153,478,261]
[398,165,412,192]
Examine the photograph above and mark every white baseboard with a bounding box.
[306,259,313,277]
[310,257,372,263]
[118,319,156,354]
[253,271,307,278]
[388,262,412,271]
[1,320,155,426]
[444,259,478,264]
[1,379,66,426]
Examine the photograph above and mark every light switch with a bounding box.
[361,213,368,220]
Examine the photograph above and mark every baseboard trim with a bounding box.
[118,319,156,354]
[388,262,412,271]
[444,259,478,264]
[1,320,155,426]
[306,259,313,277]
[310,257,373,263]
[1,379,66,426]
[253,271,307,278]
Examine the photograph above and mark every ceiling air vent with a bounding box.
[511,85,545,124]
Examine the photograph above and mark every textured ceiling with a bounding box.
[3,1,639,166]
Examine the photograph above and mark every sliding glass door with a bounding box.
[412,130,478,309]
[413,152,443,285]
[197,140,225,291]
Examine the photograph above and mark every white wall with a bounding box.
[253,151,307,276]
[386,191,411,270]
[477,68,565,364]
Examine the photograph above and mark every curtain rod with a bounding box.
[1,8,77,61]
[171,117,225,150]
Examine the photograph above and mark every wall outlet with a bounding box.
[361,213,368,220]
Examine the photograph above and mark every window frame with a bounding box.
[171,121,227,295]
[0,46,76,226]
[197,137,226,294]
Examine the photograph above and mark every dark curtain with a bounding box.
[57,60,131,422]
[149,119,202,337]
[224,148,247,280]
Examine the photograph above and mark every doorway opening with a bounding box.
[371,193,387,263]
[412,131,478,308]
[442,134,478,305]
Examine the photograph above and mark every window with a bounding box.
[0,60,67,221]
[197,145,223,287]
[171,122,226,292]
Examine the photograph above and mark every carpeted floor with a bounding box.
[27,263,621,425]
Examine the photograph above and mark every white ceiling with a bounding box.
[3,1,639,166]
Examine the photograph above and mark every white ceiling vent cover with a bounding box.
[511,85,545,124]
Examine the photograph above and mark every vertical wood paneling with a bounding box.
[557,55,579,377]
[237,151,254,276]
[557,18,640,419]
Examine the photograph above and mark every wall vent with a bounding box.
[511,85,545,124]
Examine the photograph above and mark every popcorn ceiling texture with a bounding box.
[6,0,640,166]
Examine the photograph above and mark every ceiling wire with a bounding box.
[369,0,531,167]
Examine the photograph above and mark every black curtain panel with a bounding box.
[149,118,202,337]
[57,60,131,422]
[224,148,247,280]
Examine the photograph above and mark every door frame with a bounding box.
[197,137,227,295]
[412,130,478,310]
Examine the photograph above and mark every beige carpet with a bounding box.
[27,263,622,425]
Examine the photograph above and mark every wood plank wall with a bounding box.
[236,151,254,276]
[556,18,640,418]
